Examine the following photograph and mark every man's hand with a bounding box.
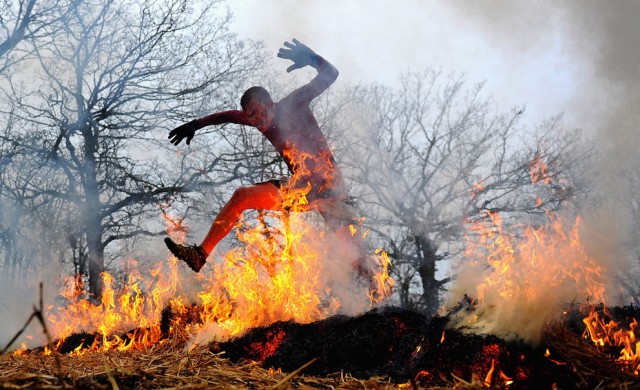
[277,38,319,73]
[168,119,203,146]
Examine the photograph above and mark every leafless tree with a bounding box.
[0,0,266,298]
[332,70,592,314]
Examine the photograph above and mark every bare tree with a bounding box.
[333,70,592,314]
[0,0,79,275]
[0,0,266,297]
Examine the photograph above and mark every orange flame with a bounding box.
[528,152,551,184]
[448,209,608,344]
[448,153,640,375]
[471,180,486,201]
[36,153,392,355]
[583,309,640,374]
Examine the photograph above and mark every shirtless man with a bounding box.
[165,39,361,273]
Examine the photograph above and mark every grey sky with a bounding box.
[229,0,639,149]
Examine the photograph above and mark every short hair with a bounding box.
[240,86,272,109]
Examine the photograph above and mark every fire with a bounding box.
[449,210,608,343]
[196,210,331,338]
[446,153,640,376]
[192,179,392,341]
[45,259,180,354]
[583,309,640,374]
[29,156,392,355]
[248,329,287,363]
[471,180,486,201]
[528,152,551,184]
[445,151,612,344]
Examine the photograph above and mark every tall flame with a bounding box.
[446,153,640,376]
[36,155,392,355]
[447,152,608,344]
[448,210,607,344]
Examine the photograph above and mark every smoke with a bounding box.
[0,241,62,350]
[4,0,637,350]
[447,1,640,255]
[452,2,639,169]
[0,281,40,350]
[233,0,640,187]
[445,0,640,171]
[561,2,640,276]
[441,0,640,341]
[230,0,640,341]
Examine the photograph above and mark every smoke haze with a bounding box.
[3,0,639,349]
[440,1,640,340]
[231,0,640,165]
[447,0,640,170]
[447,0,640,286]
[230,0,640,341]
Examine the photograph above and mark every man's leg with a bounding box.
[316,199,377,287]
[165,182,281,272]
[200,182,282,253]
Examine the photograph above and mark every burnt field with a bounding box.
[2,304,639,389]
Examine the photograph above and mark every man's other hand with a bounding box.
[277,38,318,73]
[168,119,203,146]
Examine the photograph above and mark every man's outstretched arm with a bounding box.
[278,39,339,102]
[168,110,250,146]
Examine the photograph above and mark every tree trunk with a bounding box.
[82,129,104,299]
[415,235,441,316]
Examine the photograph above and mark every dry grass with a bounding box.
[0,340,427,389]
[3,321,639,389]
[5,299,639,389]
[7,323,638,389]
[542,322,638,389]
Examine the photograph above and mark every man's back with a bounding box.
[263,60,345,201]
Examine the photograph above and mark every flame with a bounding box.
[12,343,28,356]
[583,309,640,374]
[248,328,287,363]
[34,152,392,355]
[451,210,608,343]
[528,152,551,184]
[192,183,392,340]
[500,371,514,386]
[483,359,495,387]
[471,180,486,201]
[448,153,640,375]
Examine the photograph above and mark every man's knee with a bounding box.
[231,186,254,200]
[230,184,280,210]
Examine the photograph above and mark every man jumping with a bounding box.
[164,39,362,274]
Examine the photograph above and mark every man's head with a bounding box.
[241,86,274,132]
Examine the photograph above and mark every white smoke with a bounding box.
[229,0,640,343]
[441,0,640,342]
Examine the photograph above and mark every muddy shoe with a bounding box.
[164,237,207,272]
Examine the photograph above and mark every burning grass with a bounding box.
[4,155,640,388]
[209,304,640,388]
[2,305,640,389]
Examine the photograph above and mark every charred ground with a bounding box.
[3,304,640,389]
